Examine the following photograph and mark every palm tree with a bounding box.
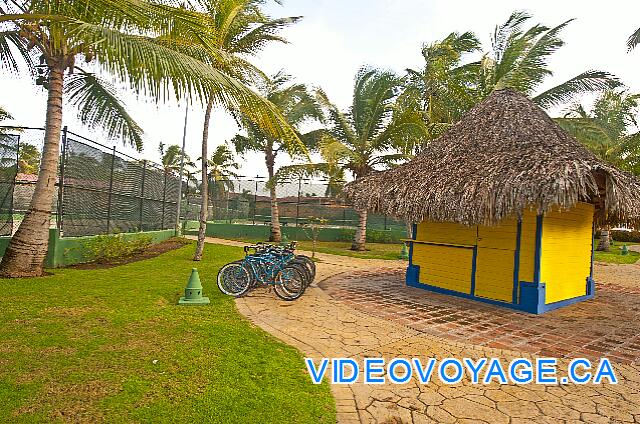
[17,143,40,174]
[187,0,302,260]
[0,0,299,277]
[559,92,640,174]
[0,105,11,122]
[628,27,640,51]
[0,106,12,142]
[404,31,481,149]
[557,90,640,251]
[159,142,195,176]
[232,72,323,242]
[405,11,619,145]
[312,67,427,251]
[476,12,620,108]
[207,144,239,219]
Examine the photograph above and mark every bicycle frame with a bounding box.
[241,249,296,286]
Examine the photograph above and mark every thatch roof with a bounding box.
[344,88,640,227]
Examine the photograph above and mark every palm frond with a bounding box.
[627,27,640,51]
[498,20,570,94]
[315,88,357,145]
[533,71,620,109]
[0,105,12,122]
[65,69,144,150]
[229,16,302,55]
[0,30,35,76]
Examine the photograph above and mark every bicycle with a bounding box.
[217,242,312,301]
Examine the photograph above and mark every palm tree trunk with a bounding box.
[194,98,213,261]
[351,208,368,251]
[0,65,65,277]
[266,150,281,242]
[597,227,611,252]
[405,221,413,239]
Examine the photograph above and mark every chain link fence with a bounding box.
[0,126,405,240]
[183,175,406,232]
[0,127,180,237]
[0,133,19,236]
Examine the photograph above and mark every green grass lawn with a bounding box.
[226,236,640,264]
[222,236,405,261]
[592,239,640,264]
[296,240,404,260]
[0,243,335,423]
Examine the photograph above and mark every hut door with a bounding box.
[474,220,518,303]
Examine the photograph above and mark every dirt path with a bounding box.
[195,236,640,423]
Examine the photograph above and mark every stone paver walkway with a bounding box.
[198,237,640,423]
[321,269,640,364]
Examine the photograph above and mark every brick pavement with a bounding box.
[320,269,640,365]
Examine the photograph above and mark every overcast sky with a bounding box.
[1,0,638,178]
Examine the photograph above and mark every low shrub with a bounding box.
[610,230,640,243]
[83,234,153,263]
[366,229,394,244]
[595,229,640,244]
[335,229,356,242]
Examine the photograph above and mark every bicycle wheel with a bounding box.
[274,265,306,301]
[290,258,313,285]
[217,262,252,297]
[294,255,316,282]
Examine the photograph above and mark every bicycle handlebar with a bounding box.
[244,241,297,255]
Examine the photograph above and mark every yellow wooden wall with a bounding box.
[540,202,594,304]
[475,218,518,302]
[518,210,538,284]
[412,244,474,293]
[413,222,475,293]
[412,204,593,306]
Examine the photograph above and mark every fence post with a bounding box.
[105,146,116,234]
[12,133,20,235]
[185,172,191,222]
[252,178,258,225]
[55,126,68,234]
[384,215,388,231]
[139,160,147,232]
[161,170,168,229]
[296,176,302,227]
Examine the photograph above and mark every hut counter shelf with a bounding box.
[345,89,640,314]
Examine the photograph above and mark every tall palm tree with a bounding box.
[313,67,427,251]
[557,90,640,251]
[232,71,323,242]
[0,0,299,277]
[207,144,239,219]
[187,0,302,259]
[159,142,194,176]
[628,27,640,51]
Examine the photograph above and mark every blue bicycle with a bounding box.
[217,242,311,301]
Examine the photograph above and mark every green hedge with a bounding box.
[608,230,640,243]
[0,228,175,268]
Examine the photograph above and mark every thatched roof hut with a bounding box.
[344,88,640,227]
